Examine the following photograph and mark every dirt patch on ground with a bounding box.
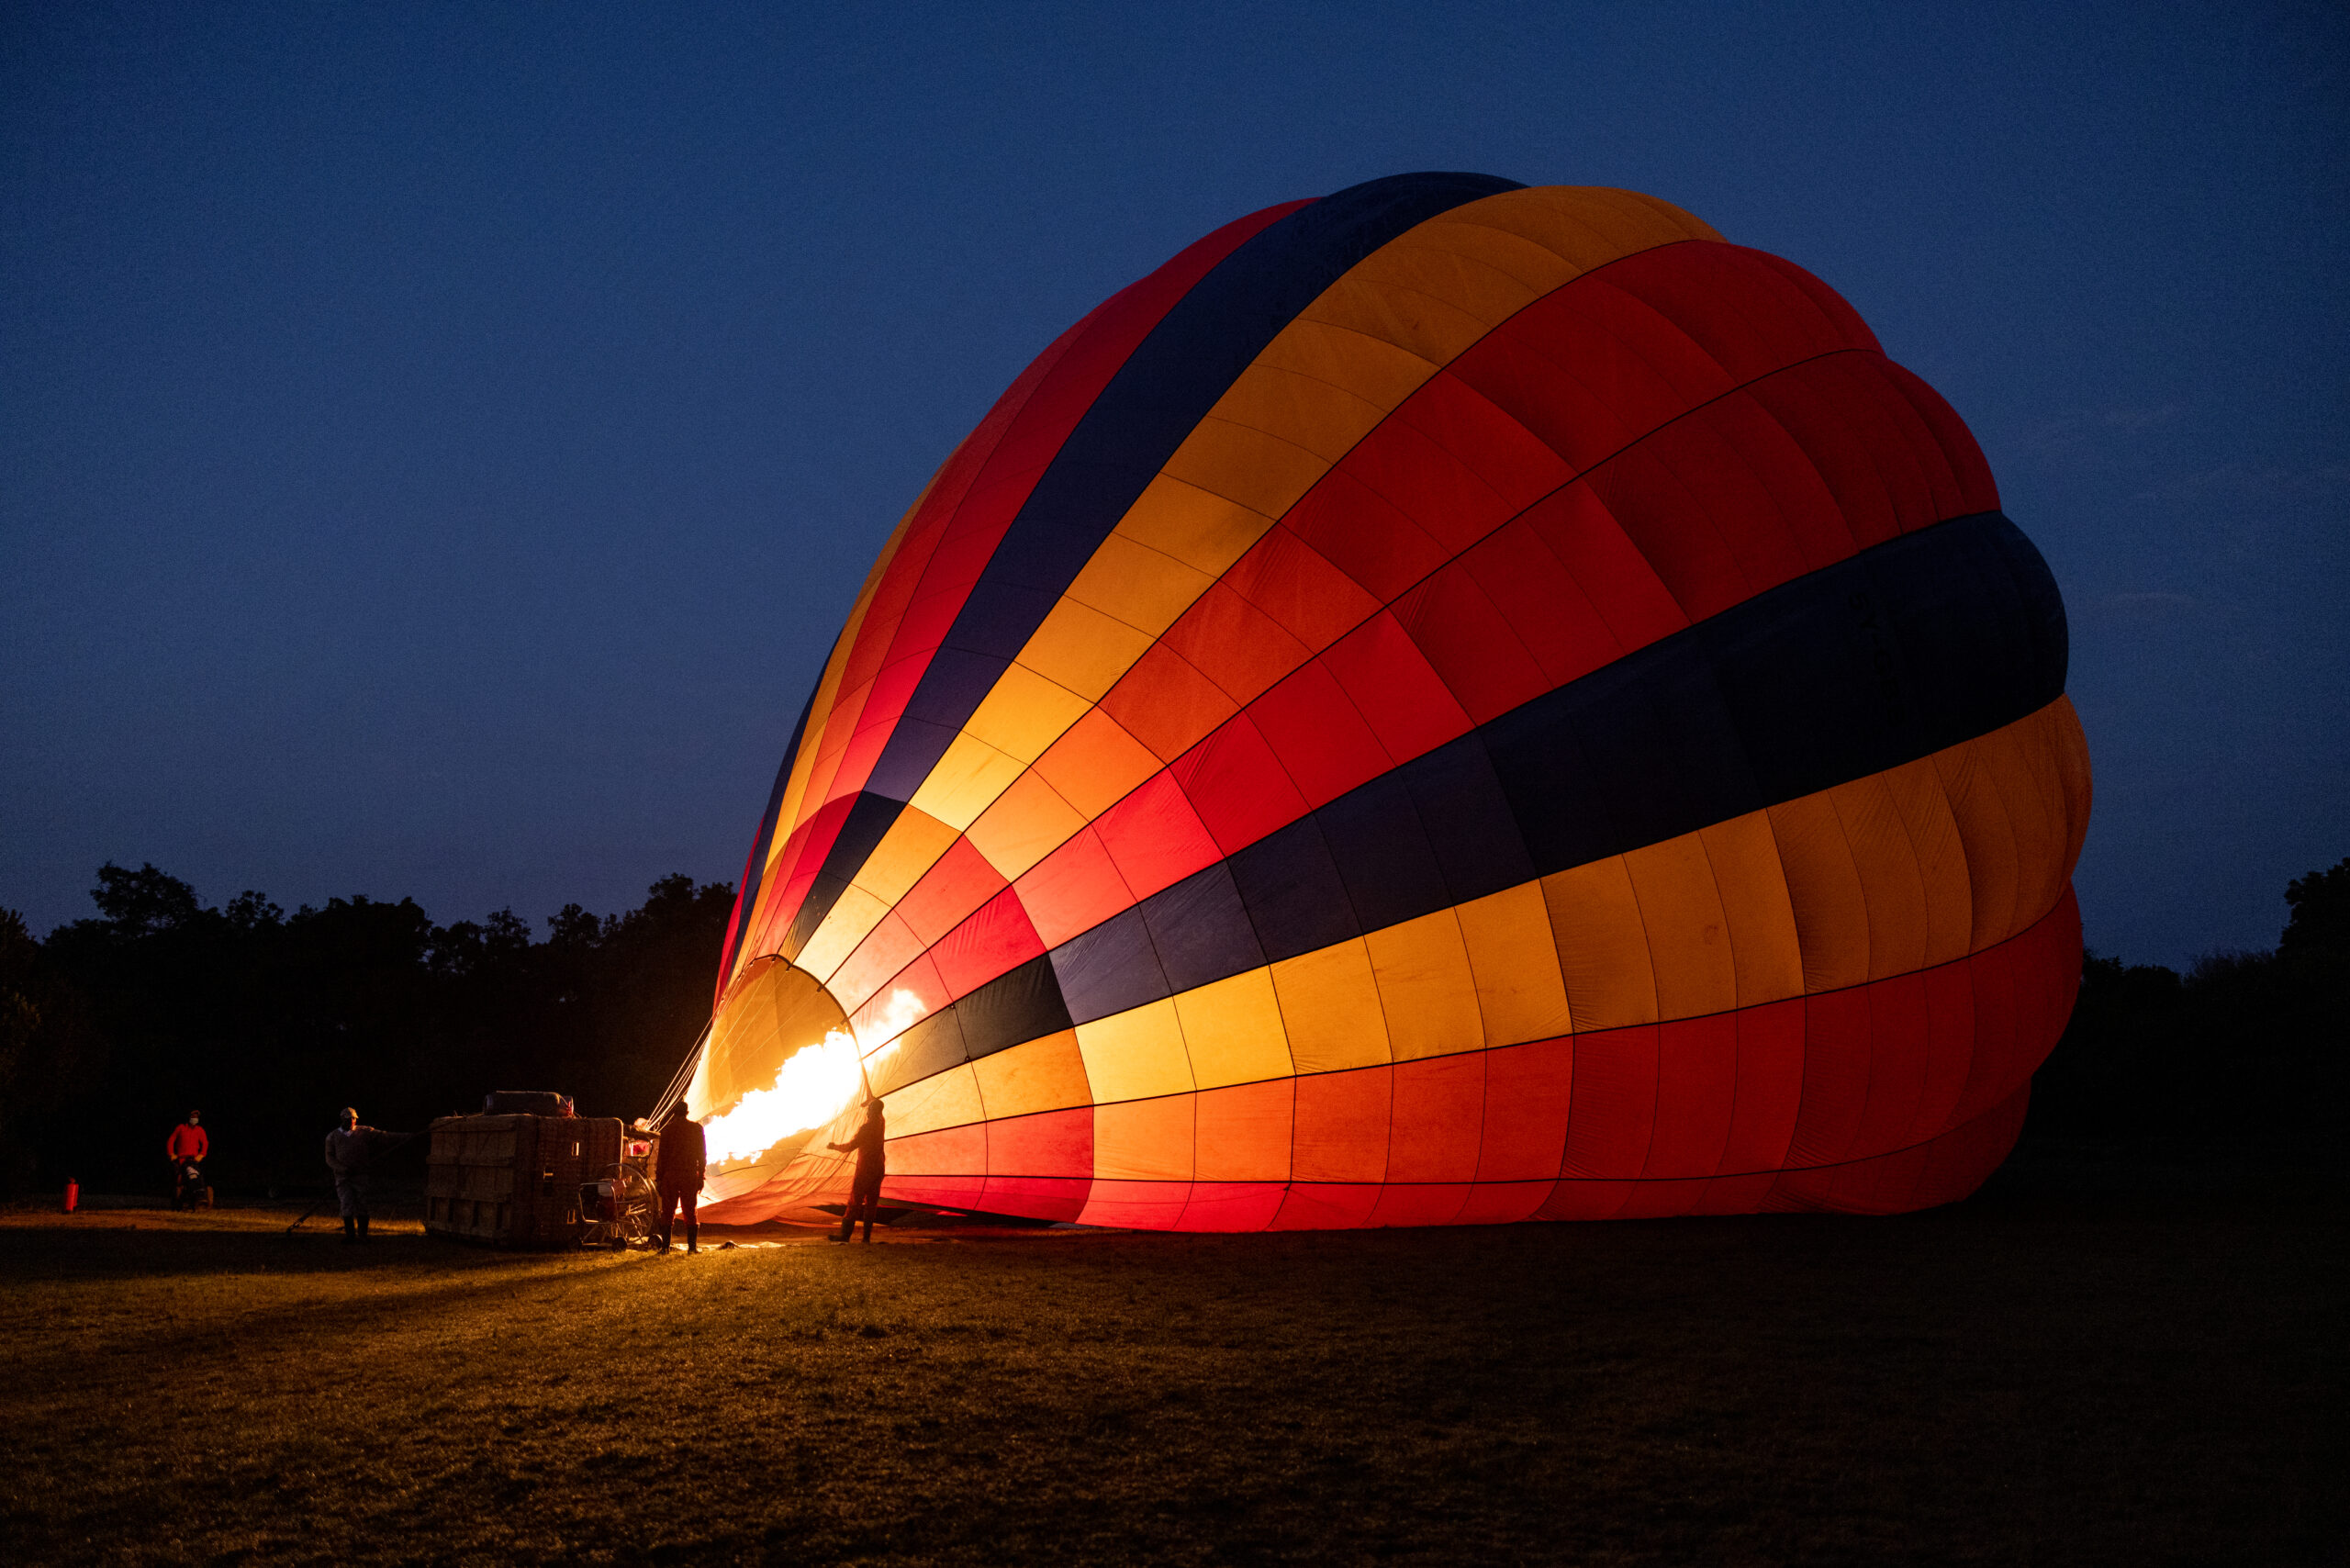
[3,1150,2341,1565]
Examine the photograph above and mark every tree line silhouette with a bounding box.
[1,856,2342,1199]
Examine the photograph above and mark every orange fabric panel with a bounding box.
[826,911,927,1018]
[1031,707,1163,820]
[1092,1095,1194,1182]
[1290,1066,1392,1183]
[1157,581,1313,708]
[1098,643,1239,765]
[894,836,1009,946]
[1765,792,1872,992]
[1455,882,1573,1047]
[1543,856,1659,1030]
[1620,834,1739,1021]
[972,1029,1092,1120]
[1386,1053,1485,1182]
[1474,1035,1575,1182]
[1695,812,1806,1007]
[1268,938,1393,1072]
[1219,526,1382,650]
[1015,828,1136,949]
[1365,910,1484,1062]
[965,770,1089,883]
[1828,772,1932,980]
[1192,1079,1294,1182]
[1878,756,1975,969]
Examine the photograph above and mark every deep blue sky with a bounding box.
[5,3,2343,968]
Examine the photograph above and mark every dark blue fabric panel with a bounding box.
[871,1010,967,1097]
[1048,907,1170,1025]
[782,792,907,958]
[1316,772,1449,933]
[1400,737,1538,906]
[1141,863,1266,993]
[1227,817,1361,963]
[862,172,1525,817]
[952,956,1076,1060]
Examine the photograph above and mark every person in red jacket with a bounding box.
[164,1111,208,1209]
[653,1103,706,1255]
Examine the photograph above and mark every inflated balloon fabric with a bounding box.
[688,174,2091,1229]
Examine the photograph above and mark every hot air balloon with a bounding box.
[669,173,2090,1231]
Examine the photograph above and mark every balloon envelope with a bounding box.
[686,174,2090,1229]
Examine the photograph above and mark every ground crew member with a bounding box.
[826,1095,887,1244]
[654,1103,706,1255]
[165,1111,208,1209]
[323,1107,383,1243]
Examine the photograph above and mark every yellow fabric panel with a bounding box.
[1018,596,1159,703]
[1269,938,1393,1072]
[1365,910,1483,1063]
[1171,968,1294,1089]
[880,1061,983,1139]
[1620,834,1740,1022]
[1767,791,1872,992]
[971,1028,1091,1120]
[1297,269,1502,369]
[1201,364,1392,465]
[1695,812,1807,1008]
[1254,319,1438,410]
[1032,708,1164,820]
[1543,856,1659,1031]
[1443,185,1725,274]
[847,807,961,910]
[1075,998,1194,1104]
[1113,474,1279,581]
[1063,532,1217,633]
[1455,881,1573,1047]
[905,731,1027,834]
[1879,756,1976,969]
[1827,772,1931,980]
[794,882,892,983]
[1159,417,1336,521]
[962,661,1093,767]
[1092,1096,1193,1182]
[965,772,1090,883]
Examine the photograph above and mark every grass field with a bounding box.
[3,1142,2341,1566]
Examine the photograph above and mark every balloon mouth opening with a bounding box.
[693,963,925,1173]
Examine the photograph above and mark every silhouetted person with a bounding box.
[323,1107,385,1243]
[655,1103,706,1254]
[165,1110,208,1209]
[827,1096,886,1243]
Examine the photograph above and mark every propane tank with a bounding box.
[63,1178,78,1214]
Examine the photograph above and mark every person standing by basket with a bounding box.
[826,1094,887,1244]
[654,1103,706,1255]
[164,1110,208,1209]
[323,1107,384,1243]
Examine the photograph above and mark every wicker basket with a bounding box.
[423,1114,623,1249]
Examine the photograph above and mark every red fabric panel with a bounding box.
[1345,375,1568,554]
[1248,660,1394,809]
[984,1105,1092,1179]
[1473,1035,1575,1182]
[1079,1179,1194,1229]
[1560,1024,1659,1180]
[1516,487,1692,654]
[1169,715,1312,857]
[1453,300,1706,473]
[1532,1178,1637,1221]
[1157,582,1312,707]
[1391,564,1551,725]
[929,889,1048,1003]
[1091,772,1224,902]
[884,1121,987,1178]
[1909,958,1980,1146]
[1013,828,1135,950]
[1451,1180,1554,1226]
[1221,528,1382,649]
[1099,644,1239,765]
[973,1176,1090,1221]
[1320,612,1474,764]
[1282,468,1453,603]
[1614,1176,1718,1220]
[850,951,950,1042]
[895,836,1011,946]
[827,911,927,1015]
[1691,1171,1781,1215]
[1647,1013,1739,1178]
[1385,1053,1485,1183]
[1365,1182,1472,1227]
[1581,440,1765,624]
[1786,987,1872,1168]
[885,1174,990,1209]
[1877,359,1999,514]
[1174,1182,1288,1232]
[1594,242,1876,385]
[1695,390,1863,573]
[1763,1084,2027,1216]
[1851,969,1933,1159]
[1719,998,1806,1175]
[1268,1182,1382,1229]
[1290,1066,1392,1183]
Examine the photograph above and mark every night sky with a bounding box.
[5,3,2343,969]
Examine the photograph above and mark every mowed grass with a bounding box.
[1,1155,2340,1566]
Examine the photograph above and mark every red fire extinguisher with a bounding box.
[63,1178,78,1214]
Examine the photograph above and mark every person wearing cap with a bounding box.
[323,1107,382,1243]
[825,1094,887,1244]
[653,1103,707,1254]
[165,1111,208,1209]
